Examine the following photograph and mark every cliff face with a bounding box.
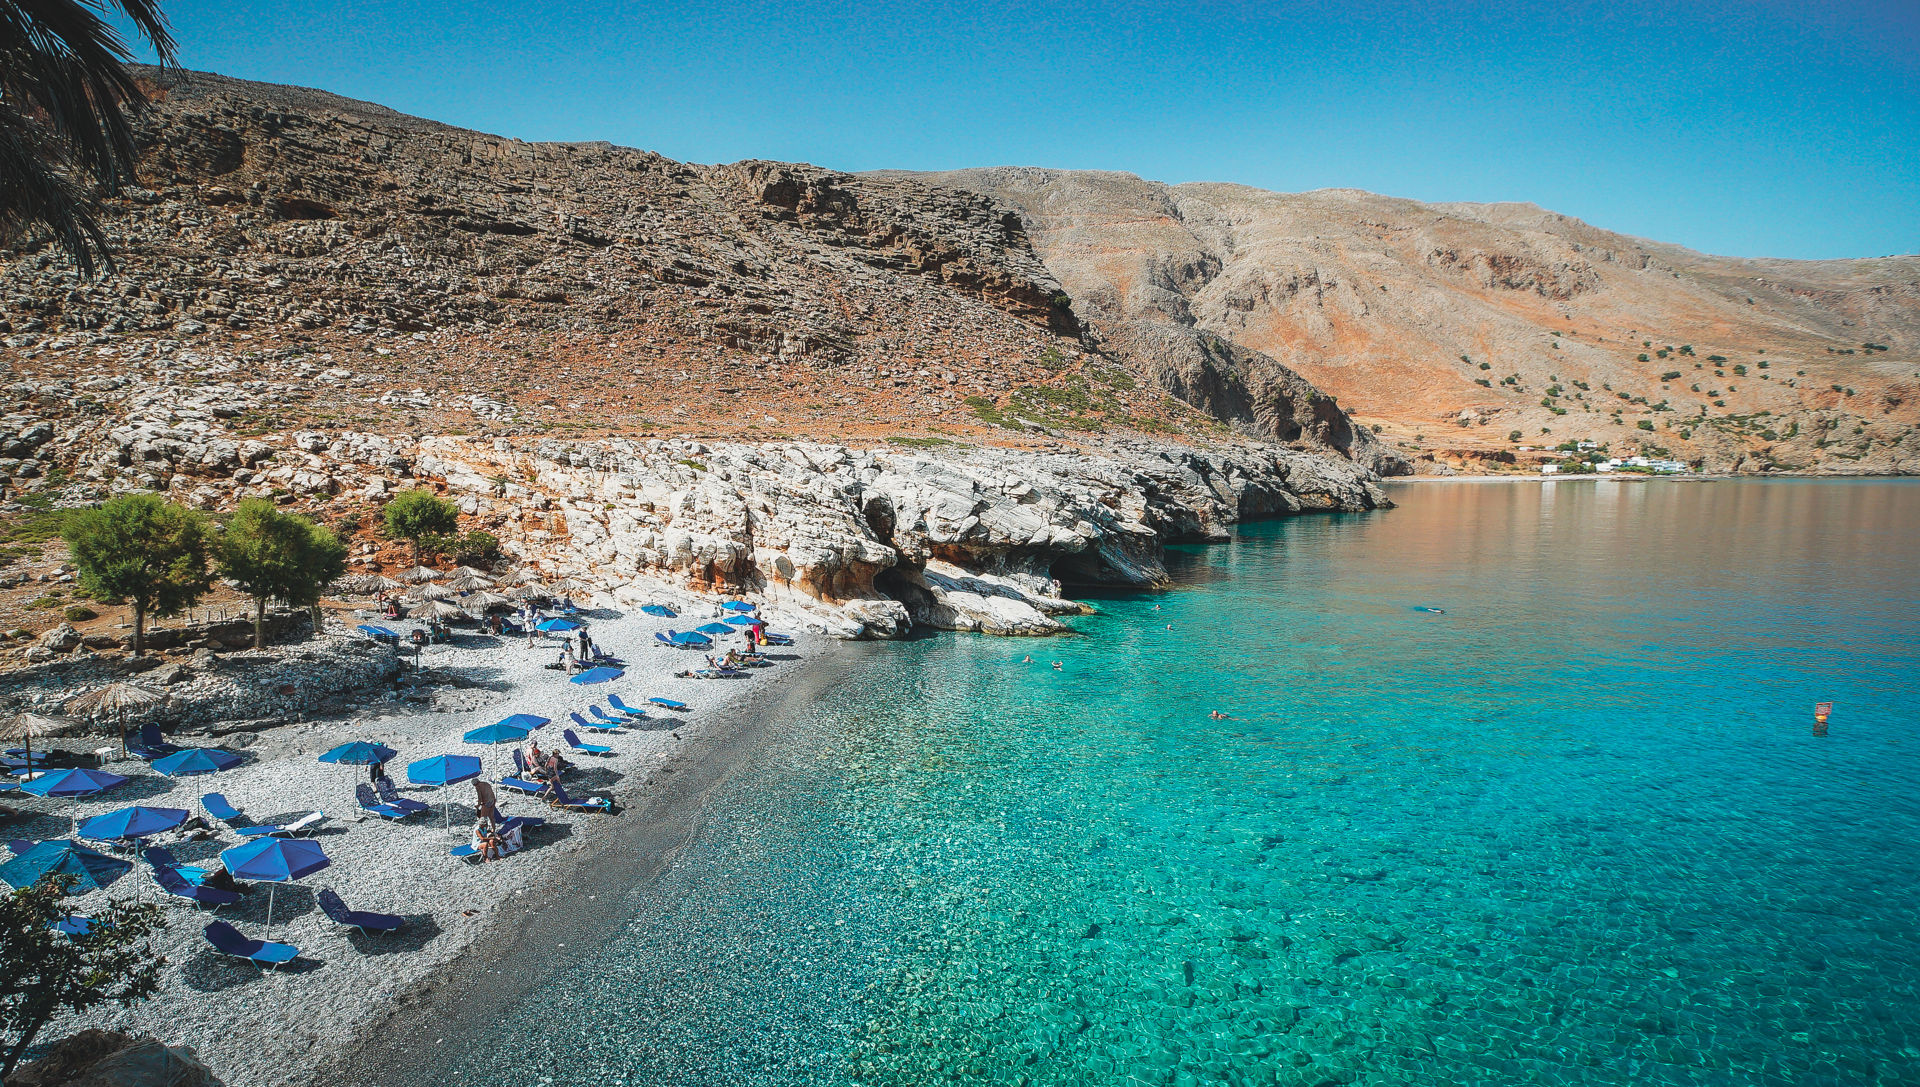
[907,168,1920,475]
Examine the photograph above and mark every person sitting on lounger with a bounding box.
[475,817,504,862]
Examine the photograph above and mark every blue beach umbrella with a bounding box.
[18,768,126,798]
[493,714,550,731]
[723,615,761,627]
[720,601,755,613]
[639,605,677,618]
[569,666,624,685]
[220,837,331,930]
[0,839,132,893]
[694,622,734,636]
[19,768,128,832]
[536,617,584,633]
[463,722,532,745]
[152,748,244,777]
[77,806,189,843]
[317,741,398,766]
[407,754,484,832]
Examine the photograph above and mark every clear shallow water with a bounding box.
[437,480,1920,1087]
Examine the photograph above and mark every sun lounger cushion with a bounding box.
[374,778,431,814]
[317,888,404,932]
[154,866,242,908]
[204,921,297,967]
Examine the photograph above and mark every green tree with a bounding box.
[217,499,349,649]
[381,489,459,564]
[0,876,166,1078]
[62,494,211,656]
[1,1,178,277]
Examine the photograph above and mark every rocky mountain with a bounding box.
[0,69,1389,468]
[904,168,1920,474]
[0,70,1391,641]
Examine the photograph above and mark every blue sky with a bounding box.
[119,0,1917,259]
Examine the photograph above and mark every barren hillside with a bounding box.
[0,70,1390,470]
[907,168,1920,474]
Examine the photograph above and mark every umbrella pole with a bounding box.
[267,884,276,931]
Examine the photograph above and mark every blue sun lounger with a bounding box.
[204,921,298,970]
[606,694,649,719]
[355,784,409,821]
[317,888,404,934]
[374,777,432,816]
[567,711,613,736]
[562,729,611,756]
[153,865,242,911]
[142,846,210,885]
[498,775,546,796]
[647,697,689,711]
[545,782,615,813]
[587,705,630,729]
[126,723,181,762]
[202,794,325,838]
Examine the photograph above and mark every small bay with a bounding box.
[424,479,1920,1086]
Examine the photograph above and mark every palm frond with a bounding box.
[0,0,177,275]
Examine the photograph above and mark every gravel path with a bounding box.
[10,603,817,1087]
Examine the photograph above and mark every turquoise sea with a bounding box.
[431,480,1920,1086]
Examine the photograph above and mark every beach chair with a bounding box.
[545,782,615,813]
[374,777,432,816]
[586,706,629,729]
[203,921,298,971]
[200,794,283,838]
[142,846,210,885]
[354,783,409,821]
[449,844,482,864]
[562,729,611,756]
[152,865,242,911]
[498,775,546,796]
[6,839,33,856]
[316,888,404,934]
[51,915,94,937]
[126,723,182,762]
[266,812,327,837]
[606,694,649,720]
[647,697,690,711]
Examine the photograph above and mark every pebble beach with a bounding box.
[6,603,821,1087]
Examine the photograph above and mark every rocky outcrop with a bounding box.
[0,636,403,725]
[407,434,1388,638]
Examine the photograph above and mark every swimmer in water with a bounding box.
[1022,654,1033,664]
[1052,661,1063,670]
[1209,710,1232,720]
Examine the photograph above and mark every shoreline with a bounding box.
[13,604,824,1087]
[326,642,863,1087]
[1389,472,1920,483]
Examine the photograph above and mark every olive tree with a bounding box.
[217,499,349,648]
[62,494,212,656]
[381,489,459,564]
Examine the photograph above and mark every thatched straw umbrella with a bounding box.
[0,712,82,776]
[67,682,165,755]
[510,569,547,585]
[549,578,591,595]
[467,591,514,612]
[413,584,455,602]
[365,574,405,592]
[445,573,493,592]
[454,566,494,580]
[410,599,468,622]
[400,565,442,584]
